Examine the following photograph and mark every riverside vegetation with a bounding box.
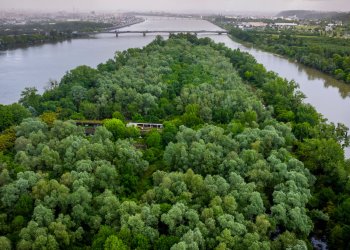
[225,26,350,84]
[0,22,114,50]
[0,34,349,249]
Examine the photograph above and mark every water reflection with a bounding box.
[297,63,350,98]
[210,35,350,157]
[1,17,350,149]
[210,35,350,128]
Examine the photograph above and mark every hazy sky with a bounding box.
[1,0,350,13]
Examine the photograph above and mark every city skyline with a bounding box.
[1,0,349,13]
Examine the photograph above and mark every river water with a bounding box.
[1,17,350,153]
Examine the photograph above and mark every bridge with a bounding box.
[101,30,228,37]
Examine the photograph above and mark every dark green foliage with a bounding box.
[146,130,162,148]
[19,87,41,113]
[0,104,30,132]
[0,21,114,50]
[92,226,117,250]
[227,26,350,83]
[112,111,125,122]
[161,121,178,146]
[0,34,349,249]
[154,235,179,250]
[62,65,99,88]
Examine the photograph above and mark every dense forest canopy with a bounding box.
[0,34,349,249]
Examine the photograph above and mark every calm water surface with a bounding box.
[1,17,349,156]
[0,17,224,104]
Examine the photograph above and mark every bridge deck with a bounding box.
[102,30,228,34]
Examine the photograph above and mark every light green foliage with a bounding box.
[104,235,128,250]
[0,236,11,250]
[271,231,307,250]
[103,118,126,140]
[0,34,348,249]
[40,111,58,126]
[164,125,238,175]
[71,85,87,110]
[15,118,48,138]
[33,204,54,227]
[18,221,59,250]
[1,118,149,247]
[0,128,16,152]
[80,101,99,120]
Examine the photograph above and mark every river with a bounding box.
[1,17,350,154]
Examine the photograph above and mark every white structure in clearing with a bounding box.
[126,122,163,130]
[273,23,298,28]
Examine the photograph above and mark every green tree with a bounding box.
[146,130,162,148]
[104,235,128,250]
[81,101,99,120]
[103,119,126,140]
[40,111,58,126]
[0,236,11,250]
[0,104,30,131]
[19,87,41,112]
[112,111,125,122]
[71,85,87,111]
[92,226,117,250]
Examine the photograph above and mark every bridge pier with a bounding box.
[105,30,228,36]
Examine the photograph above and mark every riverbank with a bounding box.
[2,17,350,135]
[1,33,349,250]
[110,18,145,30]
[0,33,88,51]
[220,24,350,84]
[1,18,350,248]
[210,34,350,158]
[226,34,284,57]
[0,19,145,52]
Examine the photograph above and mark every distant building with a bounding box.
[325,23,336,32]
[335,21,343,26]
[237,22,267,30]
[273,23,298,29]
[224,16,237,20]
[248,22,267,28]
[274,23,298,27]
[127,122,163,130]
